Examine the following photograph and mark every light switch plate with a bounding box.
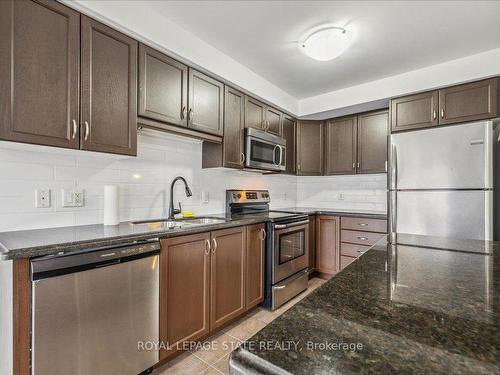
[338,192,345,201]
[61,189,84,207]
[35,189,51,208]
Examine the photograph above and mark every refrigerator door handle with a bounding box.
[390,144,397,190]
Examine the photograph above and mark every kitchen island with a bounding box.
[230,234,500,375]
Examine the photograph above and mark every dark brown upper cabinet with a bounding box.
[138,44,188,127]
[188,69,224,136]
[357,110,388,174]
[245,96,267,131]
[391,78,499,132]
[244,96,283,136]
[439,78,498,125]
[0,0,80,149]
[296,121,323,176]
[222,86,245,169]
[390,91,439,132]
[282,116,296,175]
[265,107,283,136]
[324,116,357,175]
[80,16,138,156]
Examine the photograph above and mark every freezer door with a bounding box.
[391,121,493,189]
[396,190,492,240]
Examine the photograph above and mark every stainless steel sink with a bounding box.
[131,217,226,227]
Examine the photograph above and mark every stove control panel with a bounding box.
[226,189,270,204]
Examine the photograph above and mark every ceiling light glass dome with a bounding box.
[301,26,351,61]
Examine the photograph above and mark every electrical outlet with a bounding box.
[35,189,51,208]
[201,191,209,204]
[338,192,345,201]
[61,189,84,207]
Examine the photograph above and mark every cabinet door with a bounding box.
[357,110,388,174]
[159,233,211,360]
[266,107,283,136]
[296,121,323,176]
[282,116,296,175]
[210,226,246,330]
[223,86,245,169]
[308,215,316,273]
[81,16,137,156]
[246,224,265,310]
[245,96,266,131]
[0,0,80,149]
[324,116,357,175]
[316,215,340,274]
[188,69,224,136]
[439,78,498,125]
[138,44,188,127]
[390,91,439,132]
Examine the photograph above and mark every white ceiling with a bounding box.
[146,0,500,100]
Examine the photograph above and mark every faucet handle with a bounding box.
[177,202,182,214]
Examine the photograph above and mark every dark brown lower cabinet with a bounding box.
[210,226,246,330]
[340,216,387,270]
[159,233,211,360]
[308,215,317,273]
[315,215,340,275]
[245,224,265,310]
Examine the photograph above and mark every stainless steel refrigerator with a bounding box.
[388,120,496,241]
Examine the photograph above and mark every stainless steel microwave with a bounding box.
[244,128,286,172]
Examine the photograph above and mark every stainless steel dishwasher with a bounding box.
[31,239,160,375]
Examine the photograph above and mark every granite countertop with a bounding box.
[230,234,500,375]
[0,207,386,261]
[0,213,268,260]
[274,207,387,220]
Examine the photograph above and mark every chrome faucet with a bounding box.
[168,176,192,219]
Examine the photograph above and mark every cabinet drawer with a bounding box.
[341,256,356,270]
[341,217,387,233]
[341,230,385,246]
[341,242,370,257]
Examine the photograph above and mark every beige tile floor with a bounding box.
[153,277,326,375]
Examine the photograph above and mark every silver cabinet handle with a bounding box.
[440,108,445,119]
[267,121,270,130]
[188,108,193,123]
[84,121,90,141]
[260,228,266,240]
[385,160,388,172]
[212,238,217,253]
[71,119,77,139]
[275,285,286,290]
[205,239,211,255]
[357,236,368,241]
[433,109,437,121]
[357,162,360,169]
[358,223,368,227]
[352,162,355,170]
[357,250,367,254]
[240,153,245,165]
[181,106,187,120]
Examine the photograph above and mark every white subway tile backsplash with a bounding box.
[0,130,387,232]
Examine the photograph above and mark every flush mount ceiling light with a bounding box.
[300,26,351,61]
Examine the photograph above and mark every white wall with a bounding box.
[63,0,298,115]
[0,131,296,232]
[0,260,13,375]
[298,48,500,117]
[296,174,387,212]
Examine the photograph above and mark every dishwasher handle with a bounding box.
[31,238,160,280]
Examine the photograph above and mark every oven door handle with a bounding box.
[274,219,309,229]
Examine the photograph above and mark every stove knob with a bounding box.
[237,194,242,199]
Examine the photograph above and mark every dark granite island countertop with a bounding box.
[274,207,387,220]
[230,234,500,375]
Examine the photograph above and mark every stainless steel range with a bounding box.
[226,190,309,310]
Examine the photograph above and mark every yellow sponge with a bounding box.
[182,212,195,218]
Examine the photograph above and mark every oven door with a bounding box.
[272,221,309,284]
[245,135,285,171]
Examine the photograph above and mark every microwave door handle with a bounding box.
[273,145,279,166]
[279,145,284,166]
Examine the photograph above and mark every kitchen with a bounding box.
[0,1,499,374]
